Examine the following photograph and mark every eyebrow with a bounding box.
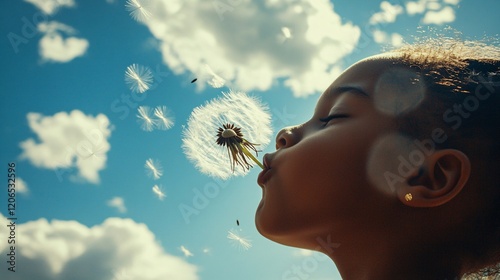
[328,86,369,98]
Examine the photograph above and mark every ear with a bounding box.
[397,149,471,207]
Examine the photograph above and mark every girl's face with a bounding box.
[255,55,410,249]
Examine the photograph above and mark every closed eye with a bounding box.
[319,114,349,126]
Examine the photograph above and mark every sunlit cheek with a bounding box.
[366,133,424,197]
[373,68,426,116]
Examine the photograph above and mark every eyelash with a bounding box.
[319,114,349,126]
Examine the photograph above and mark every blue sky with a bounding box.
[1,0,499,279]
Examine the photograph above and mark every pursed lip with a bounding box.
[257,153,273,187]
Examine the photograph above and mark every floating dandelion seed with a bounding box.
[153,106,174,130]
[236,219,240,226]
[205,64,225,88]
[277,26,293,43]
[137,106,157,131]
[180,245,194,257]
[191,78,197,83]
[216,123,263,171]
[145,158,163,179]
[182,90,272,179]
[125,0,152,23]
[125,64,153,94]
[227,229,252,250]
[281,27,292,39]
[152,184,166,200]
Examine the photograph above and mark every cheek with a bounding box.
[284,141,367,210]
[255,152,324,237]
[256,133,370,236]
[283,131,370,189]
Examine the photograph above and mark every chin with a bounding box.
[255,205,282,239]
[255,207,302,247]
[256,222,316,251]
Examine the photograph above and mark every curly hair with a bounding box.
[389,37,500,278]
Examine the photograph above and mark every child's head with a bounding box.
[255,38,500,278]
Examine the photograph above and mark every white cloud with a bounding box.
[0,213,199,280]
[107,197,127,213]
[406,0,427,15]
[443,0,460,5]
[39,34,88,63]
[38,21,89,63]
[406,0,459,17]
[372,29,388,44]
[19,110,112,184]
[372,29,404,47]
[369,1,404,24]
[141,0,360,97]
[24,0,75,15]
[426,2,442,10]
[38,21,76,34]
[390,33,404,47]
[16,178,30,194]
[422,6,456,24]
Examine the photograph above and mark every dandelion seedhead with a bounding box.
[137,106,157,131]
[145,158,163,179]
[182,90,272,179]
[216,123,263,172]
[152,184,166,200]
[227,229,252,251]
[125,0,152,23]
[125,64,153,94]
[153,106,174,130]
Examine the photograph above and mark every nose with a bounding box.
[275,125,300,150]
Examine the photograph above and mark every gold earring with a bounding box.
[404,193,413,202]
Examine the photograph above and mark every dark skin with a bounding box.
[255,54,475,280]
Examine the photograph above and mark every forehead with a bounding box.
[325,54,406,96]
[318,54,426,116]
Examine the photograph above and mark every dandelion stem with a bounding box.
[240,143,264,169]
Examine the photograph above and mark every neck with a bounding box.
[321,233,461,280]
